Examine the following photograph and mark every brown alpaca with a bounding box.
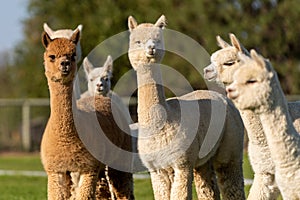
[41,29,134,199]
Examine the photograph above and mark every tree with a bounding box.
[4,0,300,98]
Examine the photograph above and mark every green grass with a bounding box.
[0,152,277,199]
[0,175,47,200]
[0,154,43,171]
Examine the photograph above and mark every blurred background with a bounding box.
[0,0,300,151]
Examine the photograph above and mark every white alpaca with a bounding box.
[81,55,132,124]
[128,15,245,200]
[204,34,300,200]
[227,50,300,199]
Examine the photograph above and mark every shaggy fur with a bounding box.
[204,34,300,200]
[40,30,134,200]
[128,15,245,200]
[227,50,300,199]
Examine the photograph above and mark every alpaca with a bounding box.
[226,50,300,199]
[128,15,245,200]
[81,55,133,124]
[40,29,134,200]
[204,34,300,199]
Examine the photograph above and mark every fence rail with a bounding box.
[0,95,299,151]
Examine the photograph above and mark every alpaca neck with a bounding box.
[48,80,76,133]
[258,80,300,168]
[136,63,167,127]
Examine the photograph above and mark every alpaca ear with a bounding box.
[216,35,230,48]
[155,15,167,29]
[104,55,113,74]
[128,16,138,32]
[74,24,83,39]
[41,31,53,48]
[76,24,83,32]
[230,33,242,52]
[43,23,54,38]
[250,49,265,69]
[70,29,80,45]
[83,57,93,75]
[229,33,250,56]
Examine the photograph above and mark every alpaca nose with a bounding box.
[146,40,156,56]
[203,63,217,80]
[61,60,70,67]
[226,87,235,93]
[226,85,238,99]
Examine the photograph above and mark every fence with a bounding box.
[0,95,299,152]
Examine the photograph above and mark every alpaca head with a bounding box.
[128,15,166,70]
[226,49,274,112]
[42,29,80,85]
[43,23,83,62]
[204,34,249,86]
[83,55,113,96]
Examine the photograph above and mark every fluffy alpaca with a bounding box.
[40,29,134,200]
[81,55,132,124]
[128,15,245,200]
[204,34,300,200]
[226,50,300,199]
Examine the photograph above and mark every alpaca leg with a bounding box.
[247,173,280,200]
[215,161,245,200]
[47,172,71,200]
[170,167,193,200]
[95,169,112,200]
[106,167,134,200]
[76,172,98,199]
[150,169,172,200]
[193,161,220,200]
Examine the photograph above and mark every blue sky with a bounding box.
[0,0,28,51]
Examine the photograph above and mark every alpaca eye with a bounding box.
[135,40,141,45]
[49,55,56,62]
[246,79,257,84]
[223,61,235,66]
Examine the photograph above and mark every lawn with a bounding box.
[0,152,275,199]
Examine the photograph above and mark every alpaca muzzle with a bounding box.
[203,63,217,81]
[60,60,71,75]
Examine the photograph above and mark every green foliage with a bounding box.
[1,0,300,97]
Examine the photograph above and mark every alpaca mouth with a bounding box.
[61,70,70,75]
[146,52,155,58]
[227,91,238,100]
[204,73,217,81]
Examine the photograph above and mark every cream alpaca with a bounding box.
[41,29,134,200]
[204,34,300,200]
[128,15,245,200]
[227,50,300,199]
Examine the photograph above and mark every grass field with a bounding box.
[0,152,263,199]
